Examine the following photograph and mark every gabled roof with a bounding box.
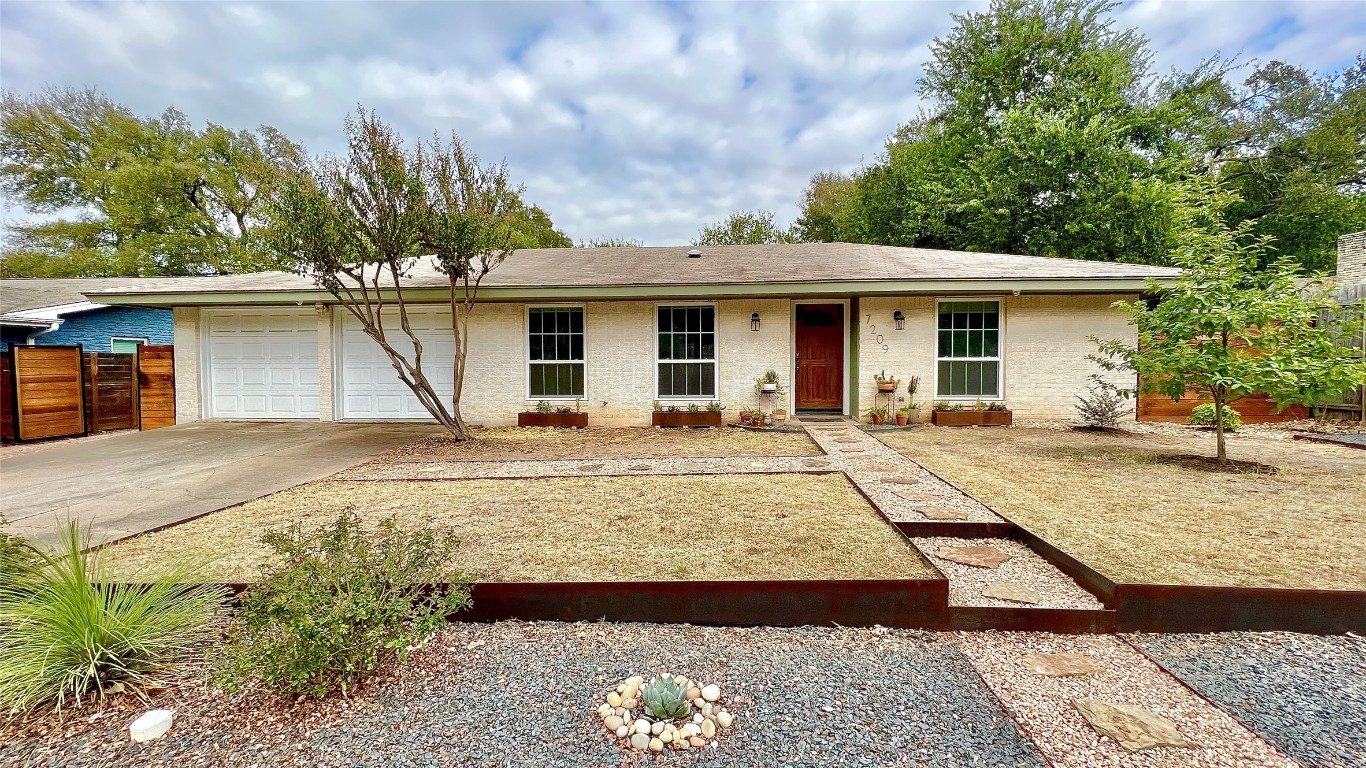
[84,243,1180,305]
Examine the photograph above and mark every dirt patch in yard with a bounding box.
[370,426,821,462]
[105,474,931,583]
[878,426,1366,591]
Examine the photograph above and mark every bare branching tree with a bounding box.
[267,109,518,439]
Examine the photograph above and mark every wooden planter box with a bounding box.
[931,409,1013,427]
[652,410,723,428]
[518,411,588,429]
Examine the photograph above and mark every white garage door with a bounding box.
[339,308,456,420]
[206,309,320,419]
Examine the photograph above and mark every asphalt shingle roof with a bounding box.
[0,277,198,314]
[82,243,1179,298]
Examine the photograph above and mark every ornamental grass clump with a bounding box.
[215,510,471,698]
[0,522,227,714]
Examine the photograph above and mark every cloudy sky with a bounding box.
[2,1,1362,245]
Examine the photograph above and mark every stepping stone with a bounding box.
[1022,652,1103,677]
[919,508,968,521]
[577,463,605,472]
[802,459,832,468]
[982,581,1041,604]
[936,544,1011,568]
[868,464,904,473]
[834,437,858,443]
[1072,699,1191,751]
[628,464,651,471]
[881,477,921,485]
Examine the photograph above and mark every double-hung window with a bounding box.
[528,307,584,398]
[656,305,716,398]
[935,300,1001,399]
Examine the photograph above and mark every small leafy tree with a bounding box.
[268,109,526,438]
[694,210,797,246]
[1093,182,1366,463]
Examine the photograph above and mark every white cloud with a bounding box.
[1,0,1360,244]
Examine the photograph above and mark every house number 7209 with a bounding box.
[865,314,889,351]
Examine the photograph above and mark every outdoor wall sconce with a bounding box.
[893,310,906,330]
[751,312,761,331]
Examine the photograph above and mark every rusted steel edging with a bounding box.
[463,579,950,629]
[183,579,951,630]
[949,606,1117,634]
[1113,583,1366,634]
[894,521,1016,540]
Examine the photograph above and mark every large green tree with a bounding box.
[1093,182,1365,463]
[829,0,1201,264]
[0,88,306,277]
[1189,58,1366,274]
[694,210,797,246]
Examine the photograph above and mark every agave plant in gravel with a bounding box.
[642,676,690,720]
[0,521,227,713]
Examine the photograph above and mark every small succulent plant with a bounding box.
[641,676,690,720]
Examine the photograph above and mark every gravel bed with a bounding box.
[2,622,1045,768]
[804,426,1005,524]
[1131,631,1366,768]
[335,455,817,481]
[914,538,1105,610]
[956,632,1297,768]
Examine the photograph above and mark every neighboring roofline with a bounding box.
[0,316,61,329]
[91,277,1172,307]
[0,301,109,321]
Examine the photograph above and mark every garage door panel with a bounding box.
[207,310,320,419]
[340,309,455,420]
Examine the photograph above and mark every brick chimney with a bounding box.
[1338,232,1366,288]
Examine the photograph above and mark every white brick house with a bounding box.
[89,243,1178,425]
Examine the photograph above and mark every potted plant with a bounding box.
[874,370,899,393]
[905,376,922,422]
[982,400,1013,426]
[739,409,753,425]
[653,401,723,428]
[755,370,785,396]
[773,408,788,425]
[895,406,911,427]
[865,405,889,425]
[518,397,589,428]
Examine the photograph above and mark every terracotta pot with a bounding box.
[877,382,896,392]
[870,413,885,425]
[895,414,909,426]
[739,412,752,425]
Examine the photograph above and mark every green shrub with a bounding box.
[216,511,471,698]
[0,520,39,589]
[0,522,226,714]
[1187,403,1242,431]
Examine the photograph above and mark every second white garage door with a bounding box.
[339,308,456,420]
[206,309,320,419]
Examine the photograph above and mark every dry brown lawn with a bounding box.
[878,427,1366,590]
[106,474,931,583]
[374,426,820,462]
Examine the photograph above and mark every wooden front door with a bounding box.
[795,304,844,410]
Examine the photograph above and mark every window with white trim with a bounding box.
[528,307,584,398]
[111,337,145,355]
[935,300,1001,398]
[656,305,716,398]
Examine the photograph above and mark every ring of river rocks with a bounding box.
[597,674,735,753]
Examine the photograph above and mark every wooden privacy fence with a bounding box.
[1136,390,1309,424]
[1,344,175,442]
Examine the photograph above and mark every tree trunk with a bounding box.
[446,282,473,441]
[1213,390,1227,464]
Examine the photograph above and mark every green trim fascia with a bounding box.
[849,297,860,418]
[92,277,1171,307]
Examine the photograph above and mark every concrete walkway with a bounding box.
[1,421,440,547]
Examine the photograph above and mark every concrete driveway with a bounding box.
[1,421,440,547]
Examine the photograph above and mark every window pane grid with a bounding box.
[529,308,584,398]
[935,301,1001,398]
[656,305,716,397]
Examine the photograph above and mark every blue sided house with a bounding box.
[0,278,178,353]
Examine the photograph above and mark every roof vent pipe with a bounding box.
[687,249,702,258]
